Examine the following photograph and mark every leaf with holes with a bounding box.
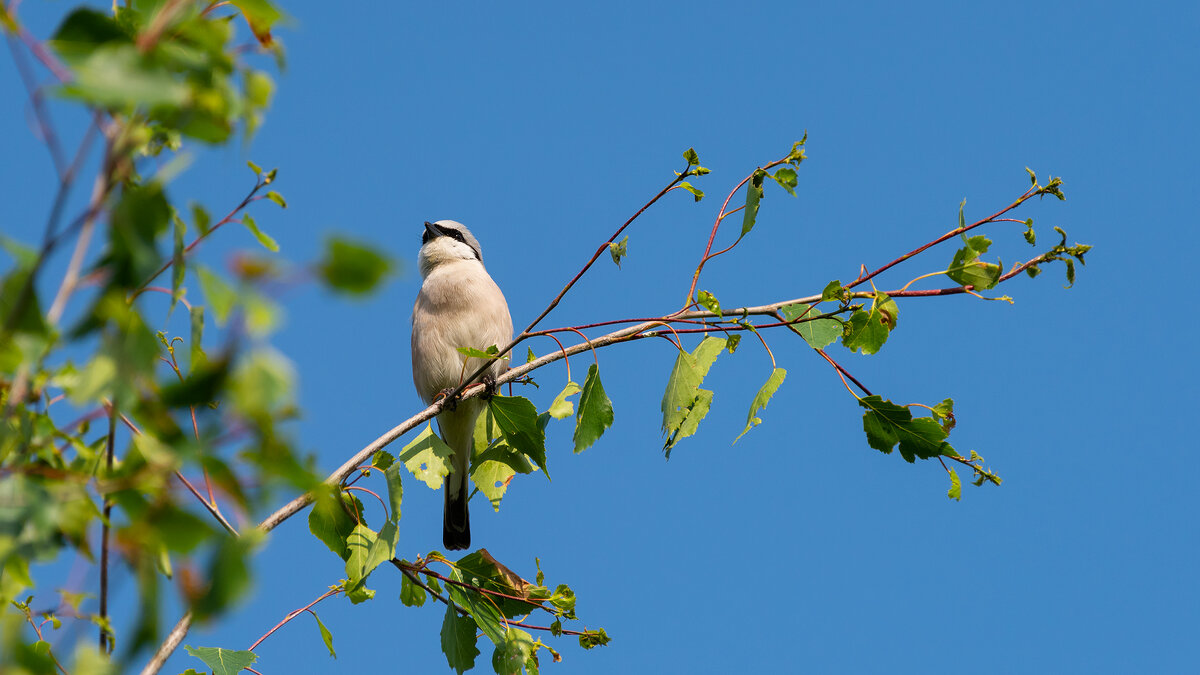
[399,425,454,490]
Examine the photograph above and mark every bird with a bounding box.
[411,220,513,551]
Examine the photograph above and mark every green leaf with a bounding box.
[931,398,956,433]
[384,462,403,523]
[344,521,397,591]
[661,337,725,455]
[679,181,704,201]
[110,182,170,287]
[822,279,847,303]
[196,267,236,326]
[946,234,1001,290]
[573,364,613,453]
[608,235,628,269]
[160,356,229,408]
[191,203,212,236]
[771,167,798,196]
[400,569,427,607]
[183,646,258,675]
[696,290,721,317]
[472,458,515,511]
[958,198,966,230]
[488,396,549,477]
[725,334,741,353]
[399,425,455,490]
[526,348,536,364]
[446,573,507,646]
[192,532,258,620]
[241,213,279,252]
[947,469,962,501]
[492,627,536,675]
[740,170,766,237]
[858,395,961,463]
[546,381,581,419]
[441,605,480,675]
[49,9,128,61]
[319,236,394,295]
[842,292,898,355]
[308,489,363,561]
[60,44,188,108]
[230,0,283,46]
[579,628,611,650]
[457,345,499,359]
[171,213,186,312]
[247,160,263,175]
[683,147,700,166]
[265,190,287,208]
[734,368,786,442]
[311,612,336,658]
[782,303,841,349]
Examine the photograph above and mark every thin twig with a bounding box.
[246,588,340,652]
[98,401,116,653]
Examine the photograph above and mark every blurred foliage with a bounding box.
[1,2,1086,674]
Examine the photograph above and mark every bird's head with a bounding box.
[418,220,485,277]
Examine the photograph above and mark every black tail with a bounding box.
[443,476,471,551]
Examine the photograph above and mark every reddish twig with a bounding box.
[247,587,341,652]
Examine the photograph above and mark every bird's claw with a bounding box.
[480,374,499,400]
[434,388,458,412]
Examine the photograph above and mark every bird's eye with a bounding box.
[450,231,465,243]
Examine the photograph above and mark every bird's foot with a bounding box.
[479,374,499,400]
[434,388,458,412]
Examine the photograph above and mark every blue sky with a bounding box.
[3,1,1198,673]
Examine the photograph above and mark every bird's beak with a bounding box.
[424,221,446,238]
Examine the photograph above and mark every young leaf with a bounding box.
[782,303,841,349]
[488,396,549,477]
[696,290,721,317]
[683,147,700,166]
[399,425,455,490]
[771,167,798,196]
[241,213,279,252]
[456,345,499,359]
[184,646,257,675]
[740,171,766,237]
[821,279,847,303]
[608,235,628,268]
[311,612,336,658]
[931,398,956,433]
[441,605,481,675]
[265,190,287,208]
[679,181,704,201]
[947,468,962,502]
[946,234,1001,290]
[734,368,786,442]
[574,364,613,453]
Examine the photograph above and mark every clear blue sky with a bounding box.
[3,1,1197,673]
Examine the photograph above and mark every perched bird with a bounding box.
[411,220,513,550]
